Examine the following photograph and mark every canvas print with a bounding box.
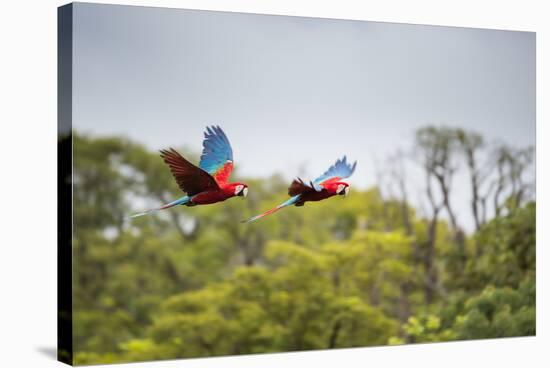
[58,3,536,365]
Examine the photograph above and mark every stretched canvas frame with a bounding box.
[58,2,536,366]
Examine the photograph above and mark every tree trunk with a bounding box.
[328,320,342,349]
[423,215,439,304]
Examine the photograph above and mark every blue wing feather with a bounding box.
[199,125,234,175]
[313,156,357,186]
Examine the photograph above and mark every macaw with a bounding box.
[244,156,357,223]
[130,125,248,218]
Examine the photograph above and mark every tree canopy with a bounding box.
[67,126,535,365]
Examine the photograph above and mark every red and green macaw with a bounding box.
[130,126,248,218]
[244,156,357,223]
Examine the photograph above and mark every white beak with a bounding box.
[234,185,244,195]
[242,187,248,198]
[344,186,350,197]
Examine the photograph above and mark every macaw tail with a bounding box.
[242,196,300,224]
[129,196,190,219]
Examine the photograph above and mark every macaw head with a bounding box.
[333,182,350,197]
[231,182,249,198]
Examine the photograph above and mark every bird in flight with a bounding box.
[243,156,356,223]
[130,125,248,218]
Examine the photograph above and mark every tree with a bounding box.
[455,129,489,231]
[70,130,535,365]
[492,145,534,217]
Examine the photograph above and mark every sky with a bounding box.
[71,3,535,230]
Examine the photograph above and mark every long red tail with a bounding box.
[242,196,299,223]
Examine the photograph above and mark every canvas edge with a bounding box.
[58,2,74,366]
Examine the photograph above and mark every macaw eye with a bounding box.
[234,185,243,195]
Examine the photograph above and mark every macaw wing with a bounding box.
[288,178,315,196]
[160,148,219,196]
[199,125,234,184]
[313,156,357,189]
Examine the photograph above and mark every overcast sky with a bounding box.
[72,3,535,229]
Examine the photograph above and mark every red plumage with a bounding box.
[160,148,219,195]
[212,161,234,184]
[160,148,247,206]
[244,156,356,223]
[130,126,248,219]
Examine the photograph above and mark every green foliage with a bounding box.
[388,315,456,344]
[466,203,536,289]
[451,277,535,340]
[71,133,536,365]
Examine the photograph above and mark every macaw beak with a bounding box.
[337,184,349,196]
[242,187,248,198]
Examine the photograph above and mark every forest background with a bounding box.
[64,125,535,365]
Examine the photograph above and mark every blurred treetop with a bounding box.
[67,126,535,365]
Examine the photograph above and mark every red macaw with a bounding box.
[130,126,248,218]
[244,156,357,223]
